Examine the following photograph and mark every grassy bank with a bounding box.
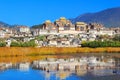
[0,47,120,57]
[0,47,120,63]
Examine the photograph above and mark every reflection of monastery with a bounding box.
[32,57,117,79]
[33,57,115,72]
[0,57,120,80]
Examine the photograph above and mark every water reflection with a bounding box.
[0,56,120,80]
[32,56,115,72]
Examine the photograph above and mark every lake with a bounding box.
[0,67,120,80]
[0,54,120,80]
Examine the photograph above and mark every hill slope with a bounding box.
[0,21,11,27]
[71,7,120,27]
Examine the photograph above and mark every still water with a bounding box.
[0,68,120,80]
[0,68,81,80]
[0,55,120,80]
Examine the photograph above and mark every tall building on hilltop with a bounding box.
[42,20,58,30]
[55,17,75,31]
[87,23,104,30]
[39,20,58,34]
[75,22,87,31]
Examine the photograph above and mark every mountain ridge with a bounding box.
[0,21,11,27]
[70,7,120,27]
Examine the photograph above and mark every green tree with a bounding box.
[36,35,46,41]
[81,41,120,48]
[113,34,120,41]
[10,41,37,47]
[10,42,21,47]
[0,42,6,47]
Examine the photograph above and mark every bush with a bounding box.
[10,41,37,47]
[10,42,21,47]
[21,41,37,47]
[113,34,120,41]
[81,41,120,48]
[0,42,6,47]
[36,35,46,41]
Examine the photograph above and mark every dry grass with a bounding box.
[0,47,120,56]
[0,47,120,63]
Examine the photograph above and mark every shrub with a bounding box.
[10,41,37,47]
[81,41,120,48]
[0,42,6,47]
[113,34,120,41]
[10,42,21,47]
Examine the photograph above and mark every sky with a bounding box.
[0,0,120,26]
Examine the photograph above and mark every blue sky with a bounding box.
[0,0,120,26]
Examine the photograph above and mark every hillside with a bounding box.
[71,7,120,27]
[0,21,11,27]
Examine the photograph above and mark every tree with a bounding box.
[10,40,37,47]
[36,35,46,41]
[81,41,120,48]
[113,34,120,41]
[0,42,6,47]
[10,42,21,47]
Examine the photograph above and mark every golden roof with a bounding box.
[45,20,51,23]
[76,22,86,25]
[60,17,66,20]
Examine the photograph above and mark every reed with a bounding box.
[0,47,120,57]
[0,47,120,63]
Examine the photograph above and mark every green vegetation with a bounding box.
[0,42,6,47]
[81,41,120,48]
[10,40,37,47]
[10,42,20,47]
[36,35,46,41]
[0,38,6,47]
[113,34,120,41]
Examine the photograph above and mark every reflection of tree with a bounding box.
[45,72,50,80]
[57,71,71,80]
[75,70,87,76]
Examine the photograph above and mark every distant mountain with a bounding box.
[31,24,43,29]
[0,21,27,28]
[0,21,11,27]
[70,7,120,27]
